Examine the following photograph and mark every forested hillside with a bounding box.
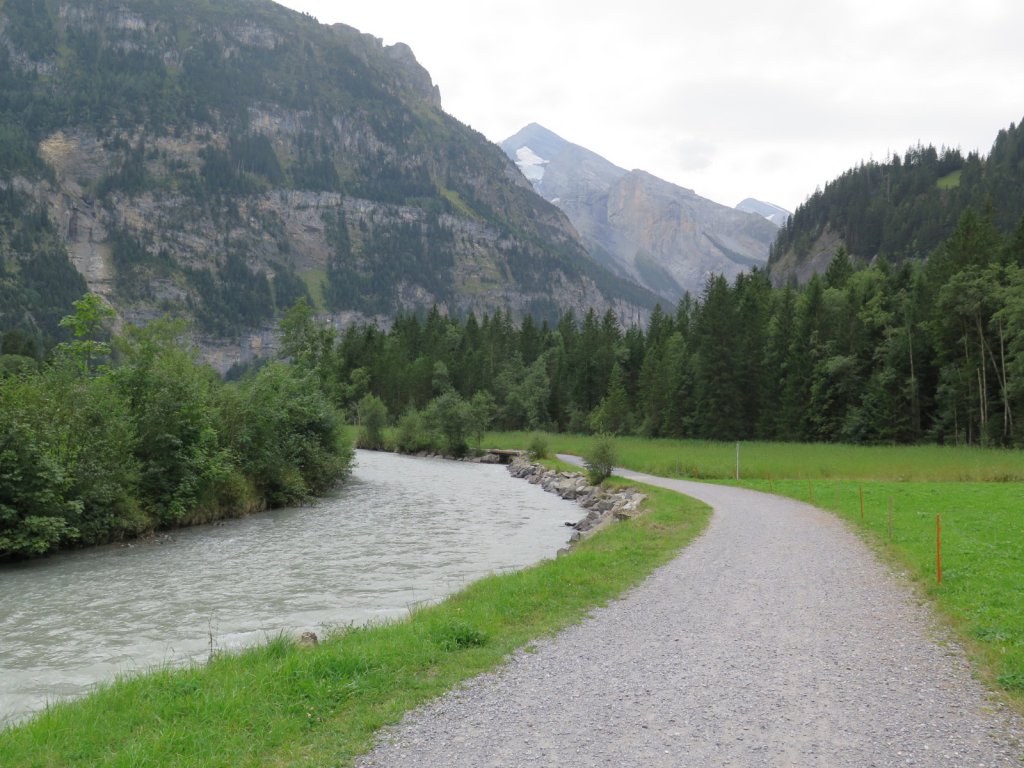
[294,201,1024,450]
[0,0,657,364]
[769,119,1024,283]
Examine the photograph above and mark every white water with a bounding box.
[0,451,577,727]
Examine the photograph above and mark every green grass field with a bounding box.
[0,484,709,767]
[488,432,1024,706]
[486,432,1024,482]
[937,169,963,189]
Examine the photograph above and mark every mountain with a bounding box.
[735,198,790,227]
[0,0,659,368]
[501,124,779,302]
[768,118,1024,285]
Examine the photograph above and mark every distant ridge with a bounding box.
[502,124,779,301]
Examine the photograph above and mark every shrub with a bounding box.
[394,407,434,454]
[423,390,471,457]
[527,433,549,460]
[228,362,351,507]
[355,394,389,450]
[583,433,617,485]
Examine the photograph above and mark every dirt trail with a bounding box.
[357,461,1022,767]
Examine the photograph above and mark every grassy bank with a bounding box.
[488,432,1024,707]
[0,482,710,767]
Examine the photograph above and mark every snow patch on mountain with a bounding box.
[515,146,548,183]
[736,198,791,227]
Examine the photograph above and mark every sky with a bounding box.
[274,0,1024,213]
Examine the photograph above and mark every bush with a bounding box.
[423,390,472,457]
[527,433,549,460]
[394,407,434,454]
[228,362,352,507]
[355,394,389,450]
[583,433,617,485]
[467,390,495,449]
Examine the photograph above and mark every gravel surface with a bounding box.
[356,463,1023,767]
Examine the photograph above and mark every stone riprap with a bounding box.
[506,455,647,541]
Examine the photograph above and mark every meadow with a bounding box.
[490,431,1024,706]
[487,431,1024,482]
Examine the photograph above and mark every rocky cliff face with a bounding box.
[0,0,658,367]
[502,124,780,302]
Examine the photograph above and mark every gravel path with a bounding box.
[356,462,1023,767]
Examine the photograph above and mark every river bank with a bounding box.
[0,460,710,766]
[0,451,577,729]
[505,454,648,542]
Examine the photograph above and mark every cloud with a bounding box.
[275,0,1024,212]
[669,136,718,173]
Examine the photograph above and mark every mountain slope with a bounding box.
[501,124,779,301]
[0,0,659,366]
[769,118,1024,284]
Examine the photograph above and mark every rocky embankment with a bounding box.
[506,455,647,543]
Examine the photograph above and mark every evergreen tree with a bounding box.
[590,363,633,435]
[692,275,742,439]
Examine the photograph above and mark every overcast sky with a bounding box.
[275,0,1023,213]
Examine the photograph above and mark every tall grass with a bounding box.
[0,484,709,767]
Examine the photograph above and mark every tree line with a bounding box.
[0,295,352,559]
[7,202,1023,559]
[283,204,1024,451]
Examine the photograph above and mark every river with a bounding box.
[0,450,577,728]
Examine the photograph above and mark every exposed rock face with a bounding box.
[768,226,844,287]
[0,1,659,367]
[502,124,780,302]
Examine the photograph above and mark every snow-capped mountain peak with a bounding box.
[735,198,791,227]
